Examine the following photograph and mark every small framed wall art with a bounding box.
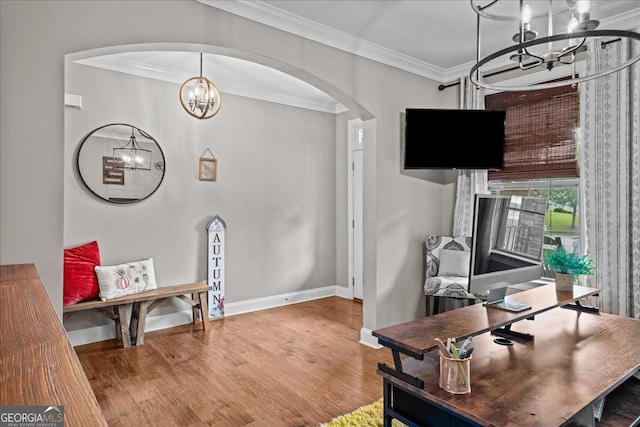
[199,148,217,181]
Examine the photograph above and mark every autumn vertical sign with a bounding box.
[206,215,226,319]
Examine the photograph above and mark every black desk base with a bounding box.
[383,378,482,427]
[382,377,601,427]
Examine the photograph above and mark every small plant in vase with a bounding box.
[544,246,596,291]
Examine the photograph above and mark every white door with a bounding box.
[348,119,364,300]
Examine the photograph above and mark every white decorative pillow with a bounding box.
[94,258,157,300]
[438,249,471,277]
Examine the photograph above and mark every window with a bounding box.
[485,78,582,279]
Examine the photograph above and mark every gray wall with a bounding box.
[63,64,338,330]
[1,0,456,334]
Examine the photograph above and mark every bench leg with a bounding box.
[114,310,122,340]
[130,302,140,345]
[198,291,210,330]
[130,301,148,346]
[114,304,131,348]
[191,293,199,326]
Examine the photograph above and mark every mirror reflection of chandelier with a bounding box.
[179,52,222,119]
[470,0,640,91]
[113,126,152,171]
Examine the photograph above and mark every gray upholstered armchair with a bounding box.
[424,235,477,315]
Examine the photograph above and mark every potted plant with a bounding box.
[544,246,596,291]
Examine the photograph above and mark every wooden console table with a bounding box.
[373,283,640,426]
[0,264,107,426]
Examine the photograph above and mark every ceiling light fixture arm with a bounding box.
[471,0,574,22]
[470,0,640,92]
[470,29,640,91]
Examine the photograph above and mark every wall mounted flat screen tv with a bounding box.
[404,108,506,170]
[468,194,548,297]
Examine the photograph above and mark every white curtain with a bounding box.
[453,76,489,237]
[582,33,640,318]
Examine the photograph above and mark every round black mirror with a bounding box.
[77,123,165,204]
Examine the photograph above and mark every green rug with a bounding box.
[320,399,406,427]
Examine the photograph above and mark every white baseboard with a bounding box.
[225,285,340,316]
[335,284,351,299]
[359,327,382,349]
[66,285,352,347]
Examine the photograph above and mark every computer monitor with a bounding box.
[468,194,548,297]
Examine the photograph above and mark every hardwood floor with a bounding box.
[74,296,392,426]
[74,296,639,426]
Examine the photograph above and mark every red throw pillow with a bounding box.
[63,240,101,306]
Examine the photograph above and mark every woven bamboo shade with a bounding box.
[485,83,579,181]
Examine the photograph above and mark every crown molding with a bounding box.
[200,1,640,85]
[75,2,639,110]
[600,7,640,31]
[198,0,449,82]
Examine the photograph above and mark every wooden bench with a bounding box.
[63,281,209,348]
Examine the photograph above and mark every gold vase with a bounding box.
[555,273,574,291]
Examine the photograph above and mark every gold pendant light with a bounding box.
[179,53,222,119]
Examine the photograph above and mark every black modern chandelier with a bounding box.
[469,0,640,91]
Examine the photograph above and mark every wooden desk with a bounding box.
[0,264,107,426]
[373,284,640,427]
[373,284,600,388]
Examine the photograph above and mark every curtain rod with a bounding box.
[601,38,621,48]
[438,65,522,91]
[438,38,622,91]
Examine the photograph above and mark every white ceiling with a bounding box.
[74,0,640,114]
